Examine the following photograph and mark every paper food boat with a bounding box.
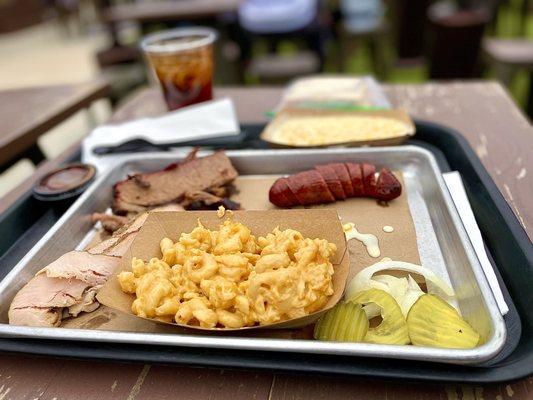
[97,209,350,331]
[261,108,415,148]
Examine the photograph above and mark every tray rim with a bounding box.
[0,120,530,383]
[0,145,507,365]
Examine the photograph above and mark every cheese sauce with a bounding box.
[343,223,381,258]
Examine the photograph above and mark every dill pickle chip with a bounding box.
[351,288,410,345]
[407,294,480,349]
[314,304,336,340]
[335,304,352,340]
[313,302,368,342]
[342,302,369,341]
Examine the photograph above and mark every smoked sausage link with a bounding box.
[269,162,402,207]
[287,170,335,205]
[315,165,346,200]
[375,168,402,201]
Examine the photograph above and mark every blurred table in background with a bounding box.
[1,82,532,398]
[104,0,241,24]
[483,39,533,118]
[0,80,109,169]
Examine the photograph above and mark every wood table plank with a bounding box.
[1,355,531,400]
[1,83,532,400]
[108,86,282,124]
[104,0,241,24]
[0,80,109,166]
[384,81,533,240]
[134,366,273,400]
[269,374,533,400]
[0,355,66,399]
[270,375,449,400]
[0,354,144,399]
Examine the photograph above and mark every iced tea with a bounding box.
[141,28,217,110]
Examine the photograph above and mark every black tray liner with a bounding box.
[0,121,531,383]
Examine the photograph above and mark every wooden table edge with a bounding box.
[0,80,110,166]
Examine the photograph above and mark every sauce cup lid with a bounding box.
[33,163,96,201]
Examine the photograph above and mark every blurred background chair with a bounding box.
[393,0,430,61]
[235,0,326,84]
[483,38,533,117]
[334,0,389,79]
[427,1,491,79]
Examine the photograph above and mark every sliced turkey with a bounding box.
[8,212,147,327]
[37,251,120,287]
[8,274,93,327]
[8,202,190,327]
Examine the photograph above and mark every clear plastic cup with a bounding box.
[141,27,218,110]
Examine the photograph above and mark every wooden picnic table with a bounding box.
[0,83,532,399]
[0,80,109,168]
[104,0,241,24]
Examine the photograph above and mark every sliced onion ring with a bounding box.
[346,260,455,316]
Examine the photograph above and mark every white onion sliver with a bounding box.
[346,260,455,300]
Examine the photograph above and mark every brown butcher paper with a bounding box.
[64,172,420,337]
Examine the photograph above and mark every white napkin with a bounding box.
[82,98,239,172]
[443,171,509,315]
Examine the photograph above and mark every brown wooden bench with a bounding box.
[103,0,241,24]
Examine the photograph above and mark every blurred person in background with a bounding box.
[340,0,385,33]
[238,0,318,34]
[236,0,326,72]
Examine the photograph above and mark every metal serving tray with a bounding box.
[0,146,506,365]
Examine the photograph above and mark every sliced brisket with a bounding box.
[112,152,238,214]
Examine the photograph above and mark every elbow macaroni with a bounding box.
[270,116,410,146]
[118,219,336,328]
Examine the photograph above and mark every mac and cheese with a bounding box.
[118,219,336,328]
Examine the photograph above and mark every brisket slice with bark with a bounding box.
[112,152,238,215]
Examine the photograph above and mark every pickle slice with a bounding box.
[407,294,480,349]
[314,301,368,342]
[351,289,410,345]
